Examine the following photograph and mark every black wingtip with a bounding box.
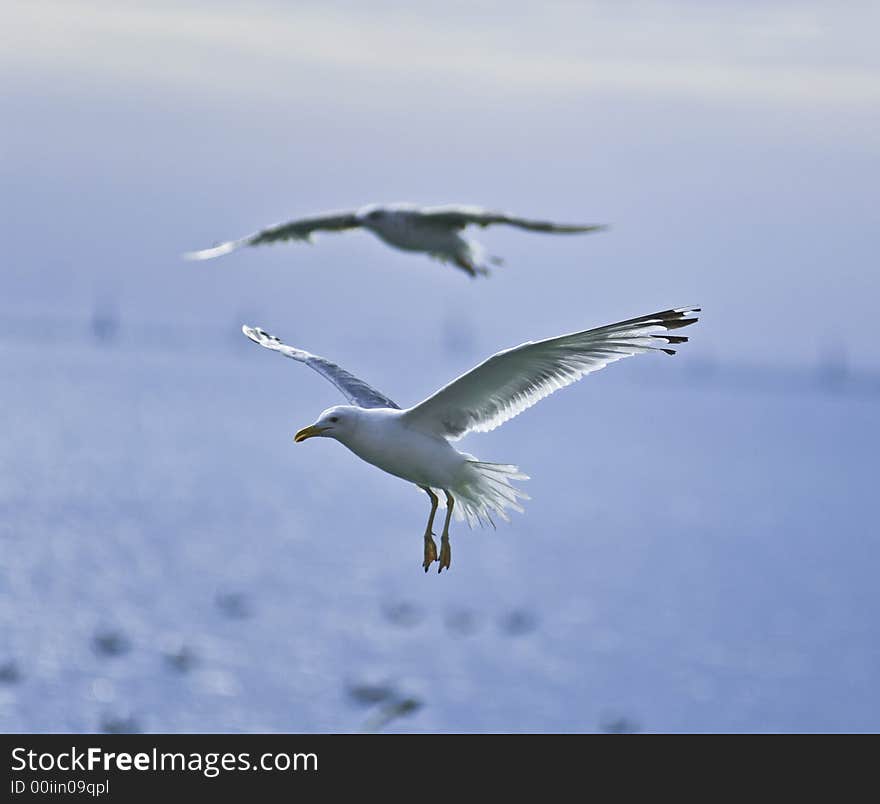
[655,307,701,331]
[647,309,699,353]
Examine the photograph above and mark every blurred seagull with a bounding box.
[186,203,606,277]
[242,306,700,572]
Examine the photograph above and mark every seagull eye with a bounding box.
[330,416,339,423]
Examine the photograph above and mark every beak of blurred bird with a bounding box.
[294,424,330,443]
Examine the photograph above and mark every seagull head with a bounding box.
[294,406,358,444]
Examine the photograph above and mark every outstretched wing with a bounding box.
[401,307,700,440]
[242,326,399,410]
[418,205,607,234]
[184,210,362,260]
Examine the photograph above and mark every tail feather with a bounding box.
[448,459,530,528]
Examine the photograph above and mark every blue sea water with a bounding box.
[1,325,876,733]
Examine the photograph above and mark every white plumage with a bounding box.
[187,202,606,277]
[242,306,699,573]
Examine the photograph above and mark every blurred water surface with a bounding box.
[0,328,876,733]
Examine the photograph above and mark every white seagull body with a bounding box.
[187,203,607,277]
[243,306,700,572]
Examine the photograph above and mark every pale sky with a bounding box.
[3,1,879,108]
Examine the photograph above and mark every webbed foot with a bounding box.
[423,534,438,572]
[438,537,451,573]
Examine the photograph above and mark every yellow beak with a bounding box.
[294,424,329,443]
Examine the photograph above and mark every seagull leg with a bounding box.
[438,491,454,573]
[421,487,439,572]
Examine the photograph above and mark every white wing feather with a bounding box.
[402,307,700,440]
[242,326,399,410]
[185,210,362,260]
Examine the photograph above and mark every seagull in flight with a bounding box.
[186,203,607,277]
[242,306,700,572]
